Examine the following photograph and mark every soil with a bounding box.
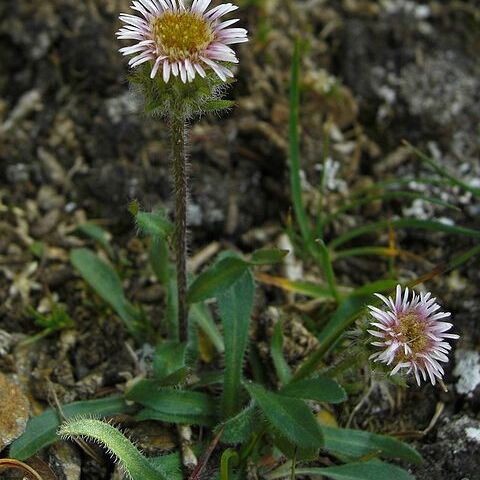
[1,1,479,479]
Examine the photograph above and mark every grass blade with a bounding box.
[271,321,293,386]
[324,190,460,226]
[405,141,480,197]
[330,219,480,250]
[288,38,311,245]
[255,273,334,299]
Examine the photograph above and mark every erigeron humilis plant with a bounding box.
[9,6,480,480]
[117,0,248,341]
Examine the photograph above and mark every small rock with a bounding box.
[49,441,81,480]
[0,372,30,450]
[414,416,480,479]
[31,209,61,237]
[37,185,65,211]
[454,349,480,398]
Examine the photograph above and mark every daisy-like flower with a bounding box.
[368,285,459,386]
[116,0,248,83]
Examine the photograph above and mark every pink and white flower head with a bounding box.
[368,285,459,386]
[116,0,248,83]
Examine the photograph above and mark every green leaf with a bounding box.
[220,404,257,444]
[220,448,239,480]
[190,303,225,353]
[281,376,346,404]
[203,99,236,111]
[150,236,170,285]
[58,418,167,480]
[268,460,414,480]
[272,431,318,461]
[149,452,183,480]
[271,321,292,386]
[70,248,144,339]
[330,219,480,250]
[323,426,423,464]
[153,341,187,380]
[219,270,255,418]
[250,249,289,265]
[245,382,324,450]
[135,211,174,239]
[288,38,311,246]
[77,222,113,256]
[188,250,288,304]
[187,257,248,304]
[333,247,403,261]
[127,382,217,426]
[352,177,451,198]
[9,396,132,460]
[166,264,179,340]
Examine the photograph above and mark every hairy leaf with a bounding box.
[188,257,248,304]
[267,460,414,480]
[77,223,113,256]
[281,376,346,404]
[190,303,225,353]
[127,383,217,426]
[245,382,324,450]
[70,248,144,338]
[135,210,174,239]
[219,270,255,418]
[220,404,257,444]
[323,426,423,464]
[58,418,167,480]
[271,321,292,386]
[250,249,289,265]
[153,341,187,380]
[9,396,132,460]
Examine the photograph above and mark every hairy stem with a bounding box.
[171,111,189,342]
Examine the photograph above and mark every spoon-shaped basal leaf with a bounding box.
[245,382,324,450]
[127,382,218,426]
[9,396,133,461]
[70,248,145,339]
[323,426,423,465]
[266,460,414,480]
[218,270,255,419]
[281,376,347,404]
[58,418,168,480]
[187,249,288,304]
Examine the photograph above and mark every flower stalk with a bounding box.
[117,0,248,342]
[171,107,189,342]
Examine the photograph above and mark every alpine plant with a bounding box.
[117,0,248,83]
[368,285,459,386]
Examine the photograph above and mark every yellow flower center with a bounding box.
[152,11,214,61]
[395,310,428,356]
